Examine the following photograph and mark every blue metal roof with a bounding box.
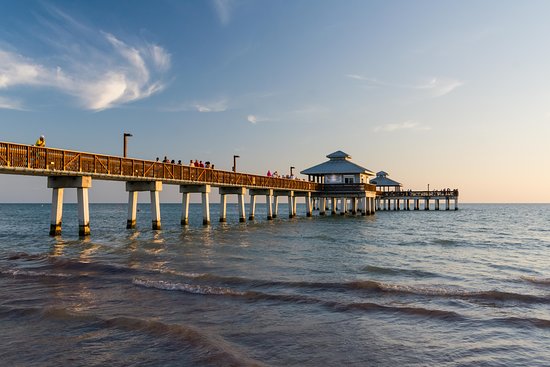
[300,151,375,175]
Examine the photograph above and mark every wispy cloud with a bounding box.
[212,0,234,26]
[0,10,170,111]
[0,95,24,110]
[414,77,464,97]
[163,98,228,112]
[247,114,273,124]
[346,74,463,97]
[374,120,431,133]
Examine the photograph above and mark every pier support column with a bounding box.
[305,193,312,217]
[331,198,337,215]
[249,195,256,220]
[219,187,247,223]
[352,198,358,215]
[219,194,227,222]
[266,194,273,220]
[319,198,326,215]
[48,176,92,236]
[250,189,274,220]
[238,193,246,222]
[455,198,459,210]
[127,191,138,228]
[150,190,162,230]
[341,198,347,215]
[446,197,450,211]
[287,193,296,218]
[371,197,376,215]
[181,192,190,225]
[435,199,440,211]
[201,188,210,225]
[77,187,90,236]
[425,198,430,210]
[362,196,368,216]
[273,196,279,218]
[127,181,162,229]
[179,184,210,226]
[414,199,419,211]
[49,188,64,236]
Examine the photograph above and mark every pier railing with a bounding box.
[320,183,377,193]
[0,142,318,191]
[379,190,459,197]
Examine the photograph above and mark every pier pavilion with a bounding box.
[301,151,377,216]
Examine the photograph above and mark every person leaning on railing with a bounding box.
[35,135,46,147]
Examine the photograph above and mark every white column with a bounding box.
[266,194,273,220]
[238,194,246,222]
[352,198,358,215]
[288,195,294,218]
[150,190,161,230]
[319,197,326,216]
[202,191,210,225]
[181,192,190,225]
[455,197,459,210]
[341,198,347,215]
[306,194,312,217]
[292,195,297,217]
[219,194,227,222]
[331,197,337,215]
[49,188,64,236]
[127,191,138,229]
[273,196,279,218]
[249,195,256,220]
[362,196,368,216]
[77,187,90,236]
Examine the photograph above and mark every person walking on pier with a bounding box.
[35,135,45,147]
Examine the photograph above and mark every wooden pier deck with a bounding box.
[0,141,380,235]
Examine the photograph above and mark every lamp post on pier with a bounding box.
[232,155,240,172]
[123,133,133,158]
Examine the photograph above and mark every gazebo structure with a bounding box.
[301,151,377,215]
[370,171,402,192]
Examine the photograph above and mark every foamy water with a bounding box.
[0,203,549,366]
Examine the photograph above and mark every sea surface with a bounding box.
[0,203,549,366]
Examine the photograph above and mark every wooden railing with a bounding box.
[320,183,377,193]
[379,190,459,197]
[0,142,319,191]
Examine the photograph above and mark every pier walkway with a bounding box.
[0,142,377,236]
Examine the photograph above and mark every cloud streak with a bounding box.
[0,13,170,111]
[346,74,463,97]
[212,0,234,25]
[374,120,431,133]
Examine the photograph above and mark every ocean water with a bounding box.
[0,203,548,366]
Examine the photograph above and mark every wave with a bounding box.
[0,267,73,278]
[362,265,440,278]
[133,278,246,296]
[132,278,462,320]
[137,271,550,305]
[492,316,550,330]
[520,276,550,286]
[0,305,266,367]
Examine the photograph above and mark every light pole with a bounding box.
[290,166,295,177]
[123,133,133,158]
[232,155,240,172]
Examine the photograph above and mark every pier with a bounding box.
[0,142,383,236]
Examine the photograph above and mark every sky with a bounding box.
[1,0,550,203]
